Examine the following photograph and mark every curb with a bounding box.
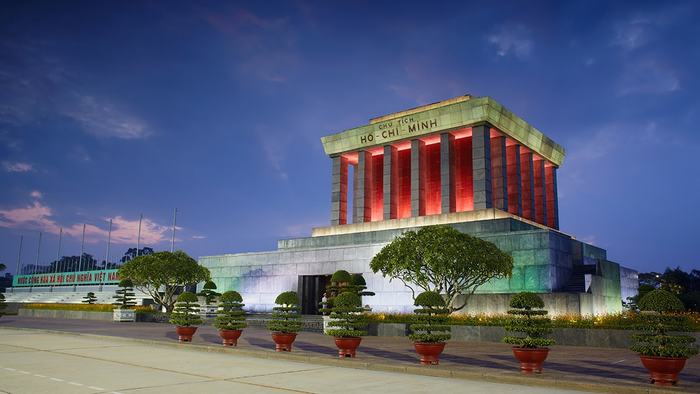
[0,326,690,394]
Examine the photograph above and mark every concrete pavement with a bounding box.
[0,328,590,394]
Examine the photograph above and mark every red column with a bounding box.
[533,157,547,225]
[520,150,535,221]
[398,149,411,219]
[371,153,384,221]
[454,136,473,212]
[546,165,559,229]
[506,143,522,216]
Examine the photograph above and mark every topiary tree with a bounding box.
[630,290,698,358]
[503,292,555,348]
[169,292,203,327]
[409,291,451,343]
[326,292,367,338]
[351,274,375,298]
[267,291,303,333]
[198,280,220,306]
[371,225,513,312]
[113,279,136,309]
[82,292,97,304]
[214,291,247,331]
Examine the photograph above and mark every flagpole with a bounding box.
[102,218,112,290]
[35,232,42,274]
[171,208,177,252]
[78,223,86,272]
[52,228,62,292]
[136,213,143,257]
[14,235,23,292]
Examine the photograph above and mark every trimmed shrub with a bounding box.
[326,291,367,338]
[198,280,220,306]
[409,291,451,343]
[351,273,375,297]
[267,291,303,333]
[214,291,247,331]
[630,290,698,358]
[82,292,97,304]
[169,292,203,327]
[331,270,352,284]
[638,289,685,313]
[503,292,555,348]
[113,279,136,309]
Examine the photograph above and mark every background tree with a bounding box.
[118,251,210,313]
[198,280,220,306]
[113,279,136,309]
[0,293,6,318]
[82,292,97,304]
[635,267,700,312]
[370,225,513,312]
[0,263,6,272]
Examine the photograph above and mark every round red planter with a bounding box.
[334,337,362,358]
[413,342,446,365]
[219,329,242,346]
[175,326,198,342]
[639,355,688,386]
[271,332,297,352]
[511,347,549,374]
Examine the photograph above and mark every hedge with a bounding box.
[365,311,700,331]
[23,303,152,313]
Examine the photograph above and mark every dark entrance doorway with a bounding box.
[298,274,331,315]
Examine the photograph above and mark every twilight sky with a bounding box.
[1,0,698,274]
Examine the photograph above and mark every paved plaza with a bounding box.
[0,326,591,394]
[1,316,698,393]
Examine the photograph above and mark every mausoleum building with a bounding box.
[200,95,638,316]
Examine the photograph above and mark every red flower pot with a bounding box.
[219,329,243,346]
[271,332,297,352]
[414,342,446,365]
[639,356,688,386]
[334,337,362,358]
[175,326,198,342]
[511,347,549,373]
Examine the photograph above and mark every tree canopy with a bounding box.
[370,225,513,312]
[118,250,210,313]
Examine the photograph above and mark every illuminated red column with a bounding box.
[330,155,348,225]
[472,124,492,210]
[354,150,372,223]
[506,143,522,216]
[520,150,535,221]
[410,139,426,217]
[440,133,455,214]
[490,135,508,211]
[546,165,559,229]
[533,157,547,225]
[383,145,398,220]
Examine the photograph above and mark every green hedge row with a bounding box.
[365,311,700,331]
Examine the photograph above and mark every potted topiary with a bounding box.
[326,291,367,358]
[630,289,698,386]
[267,291,303,351]
[198,280,220,317]
[321,270,354,332]
[214,290,247,346]
[503,292,555,373]
[169,292,203,342]
[409,291,451,365]
[82,292,97,304]
[112,279,137,322]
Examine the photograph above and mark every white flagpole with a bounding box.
[16,234,23,275]
[102,218,112,289]
[171,208,177,252]
[55,228,62,275]
[136,213,143,257]
[78,223,86,272]
[35,232,42,275]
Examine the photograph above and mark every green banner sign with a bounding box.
[12,269,120,287]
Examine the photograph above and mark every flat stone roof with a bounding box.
[321,96,565,166]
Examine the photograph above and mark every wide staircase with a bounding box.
[3,286,152,305]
